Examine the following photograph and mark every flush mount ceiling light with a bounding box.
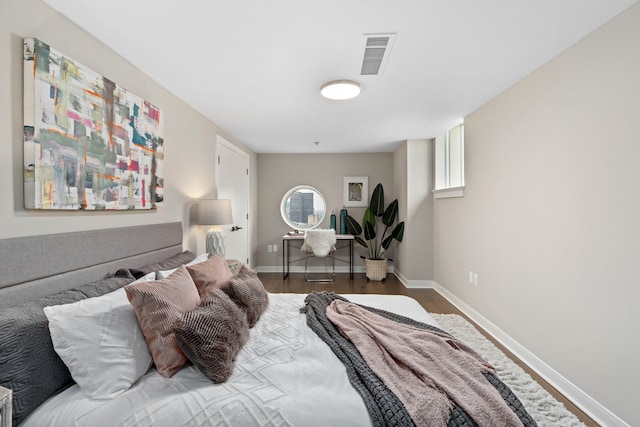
[320,80,362,100]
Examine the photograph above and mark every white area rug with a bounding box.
[430,313,586,427]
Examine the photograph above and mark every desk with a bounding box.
[282,234,354,280]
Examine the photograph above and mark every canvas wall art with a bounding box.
[23,37,164,210]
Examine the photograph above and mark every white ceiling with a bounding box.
[43,0,637,153]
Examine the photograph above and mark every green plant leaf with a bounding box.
[344,214,362,236]
[369,183,385,216]
[381,234,394,249]
[362,207,375,227]
[364,221,376,240]
[354,236,368,248]
[390,221,405,242]
[382,199,398,226]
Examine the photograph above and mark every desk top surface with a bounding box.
[283,233,354,240]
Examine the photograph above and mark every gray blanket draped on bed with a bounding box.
[301,292,537,427]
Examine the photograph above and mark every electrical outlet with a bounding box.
[267,245,273,253]
[468,270,474,284]
[273,244,278,252]
[473,273,478,286]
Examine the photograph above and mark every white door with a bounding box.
[216,136,250,265]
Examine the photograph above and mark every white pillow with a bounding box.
[157,253,209,279]
[44,272,156,399]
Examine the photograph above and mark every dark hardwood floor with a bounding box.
[258,272,599,427]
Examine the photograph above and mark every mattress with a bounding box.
[22,293,437,427]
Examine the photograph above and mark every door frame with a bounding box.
[216,135,250,265]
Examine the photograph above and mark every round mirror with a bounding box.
[280,185,327,231]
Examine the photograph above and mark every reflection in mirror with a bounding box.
[281,185,327,231]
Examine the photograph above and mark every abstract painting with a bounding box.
[23,37,164,210]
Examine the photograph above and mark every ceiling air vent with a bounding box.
[359,33,396,76]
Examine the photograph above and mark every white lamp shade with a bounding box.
[198,199,233,226]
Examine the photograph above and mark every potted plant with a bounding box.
[344,183,404,281]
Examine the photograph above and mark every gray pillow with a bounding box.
[0,277,133,426]
[220,265,269,328]
[174,291,249,383]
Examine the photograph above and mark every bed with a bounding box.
[0,222,535,427]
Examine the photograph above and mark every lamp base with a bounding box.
[205,226,226,258]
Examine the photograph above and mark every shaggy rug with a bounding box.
[430,313,586,427]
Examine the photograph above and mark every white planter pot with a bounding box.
[365,258,387,281]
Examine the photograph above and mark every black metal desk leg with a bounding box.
[350,239,354,280]
[282,238,288,279]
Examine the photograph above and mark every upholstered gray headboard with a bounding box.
[0,222,183,309]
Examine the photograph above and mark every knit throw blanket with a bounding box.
[301,292,537,427]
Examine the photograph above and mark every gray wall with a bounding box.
[256,153,394,270]
[434,3,640,425]
[1,0,258,262]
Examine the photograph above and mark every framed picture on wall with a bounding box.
[343,176,368,207]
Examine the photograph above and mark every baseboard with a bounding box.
[393,269,435,288]
[256,265,284,273]
[431,281,629,427]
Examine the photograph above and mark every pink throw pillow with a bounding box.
[186,254,233,299]
[125,265,201,377]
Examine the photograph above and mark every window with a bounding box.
[434,123,465,198]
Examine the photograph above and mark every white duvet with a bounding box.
[23,293,438,427]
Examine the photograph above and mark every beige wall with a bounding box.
[0,0,257,260]
[6,0,636,424]
[256,153,394,270]
[393,144,408,277]
[434,3,640,425]
[393,140,434,284]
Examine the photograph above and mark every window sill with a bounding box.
[433,186,465,199]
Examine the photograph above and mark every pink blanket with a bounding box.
[326,300,524,427]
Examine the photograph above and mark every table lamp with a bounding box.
[198,199,233,258]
